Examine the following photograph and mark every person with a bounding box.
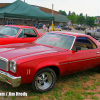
[94,27,97,32]
[43,24,46,33]
[47,24,50,32]
[68,25,70,30]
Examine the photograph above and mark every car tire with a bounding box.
[32,68,56,93]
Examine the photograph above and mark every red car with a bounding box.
[0,25,44,45]
[0,31,100,93]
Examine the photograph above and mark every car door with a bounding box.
[14,28,38,43]
[67,36,100,74]
[94,29,100,38]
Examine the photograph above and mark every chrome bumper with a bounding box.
[0,70,21,87]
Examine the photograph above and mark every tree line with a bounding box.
[59,10,96,26]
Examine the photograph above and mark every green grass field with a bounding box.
[0,68,100,100]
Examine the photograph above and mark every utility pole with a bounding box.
[51,4,54,31]
[24,0,25,2]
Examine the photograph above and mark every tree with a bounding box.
[59,10,67,16]
[86,14,87,18]
[68,11,71,16]
[86,17,96,26]
[72,12,76,15]
[76,14,79,16]
[77,16,85,24]
[80,13,83,16]
[67,14,77,24]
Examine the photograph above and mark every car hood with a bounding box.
[0,43,65,60]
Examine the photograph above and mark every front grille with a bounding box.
[0,57,8,71]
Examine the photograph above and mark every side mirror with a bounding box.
[76,46,81,52]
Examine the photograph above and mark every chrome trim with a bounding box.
[59,62,68,65]
[17,29,23,38]
[70,36,76,50]
[96,52,99,54]
[10,60,16,73]
[0,70,21,87]
[0,57,9,71]
[69,57,100,64]
[59,57,100,65]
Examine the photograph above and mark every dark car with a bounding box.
[62,26,72,31]
[75,26,86,31]
[35,23,43,29]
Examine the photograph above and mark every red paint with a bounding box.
[0,25,44,45]
[0,32,100,84]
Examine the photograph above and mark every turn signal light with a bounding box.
[7,79,11,84]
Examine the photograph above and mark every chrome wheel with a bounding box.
[35,72,52,90]
[32,68,56,93]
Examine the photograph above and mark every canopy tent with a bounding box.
[0,0,54,20]
[49,13,69,22]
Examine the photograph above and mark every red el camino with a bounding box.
[0,25,43,45]
[0,32,100,93]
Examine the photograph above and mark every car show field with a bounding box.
[0,0,100,99]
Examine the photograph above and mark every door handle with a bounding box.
[96,52,99,54]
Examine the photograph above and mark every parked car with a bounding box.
[75,26,86,31]
[35,23,43,29]
[0,25,45,45]
[0,32,100,93]
[85,28,100,40]
[62,26,72,30]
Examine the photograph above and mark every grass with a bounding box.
[92,96,99,100]
[0,68,100,100]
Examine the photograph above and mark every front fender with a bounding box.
[35,60,59,72]
[18,59,60,84]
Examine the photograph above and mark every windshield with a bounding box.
[35,33,75,50]
[0,26,20,37]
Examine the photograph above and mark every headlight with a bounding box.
[10,60,16,73]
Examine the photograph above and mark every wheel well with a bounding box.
[48,66,60,77]
[36,66,60,77]
[37,66,60,77]
[87,33,91,35]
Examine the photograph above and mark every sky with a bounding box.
[0,0,100,17]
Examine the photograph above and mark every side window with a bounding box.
[72,37,97,50]
[24,29,37,37]
[97,29,100,32]
[18,29,37,38]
